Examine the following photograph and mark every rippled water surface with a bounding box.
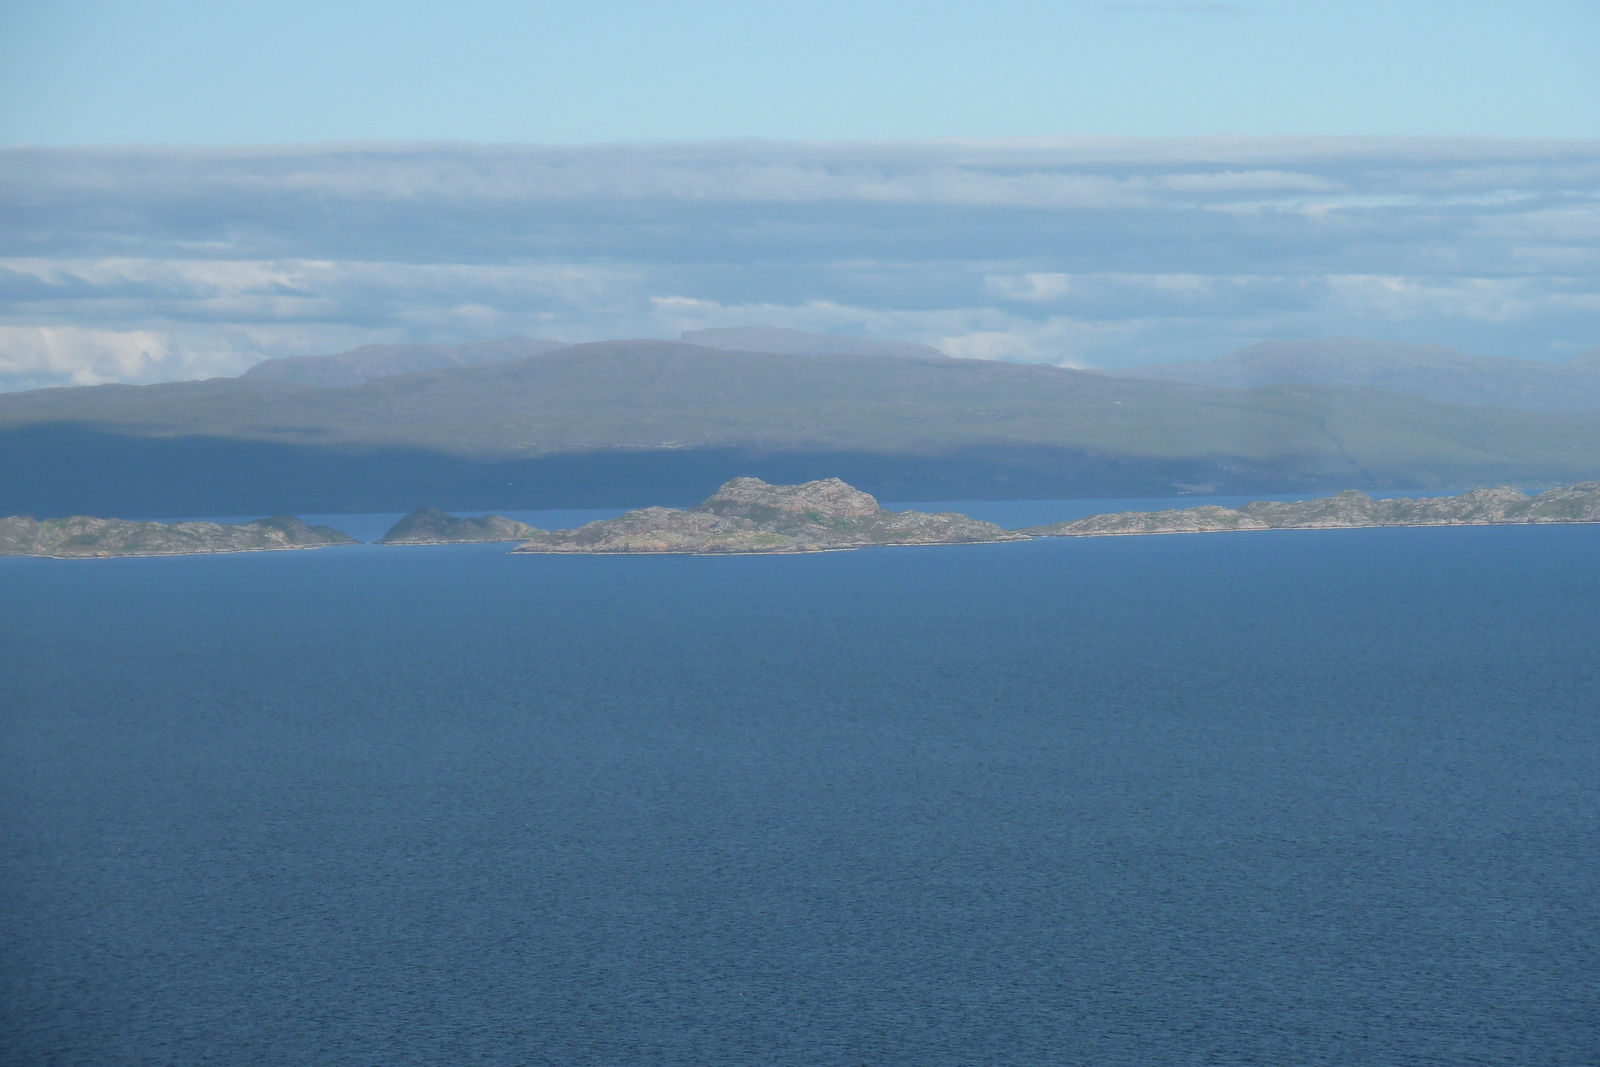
[3,518,1598,1065]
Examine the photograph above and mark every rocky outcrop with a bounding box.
[0,514,357,558]
[512,477,1025,554]
[1516,481,1600,521]
[378,508,541,544]
[1027,482,1600,538]
[1047,505,1272,536]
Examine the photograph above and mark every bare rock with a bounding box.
[513,477,1025,554]
[379,508,544,544]
[0,514,357,557]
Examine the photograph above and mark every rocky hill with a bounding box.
[513,477,1024,554]
[379,508,542,544]
[0,514,357,558]
[1027,482,1600,537]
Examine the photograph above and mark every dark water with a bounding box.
[3,523,1598,1065]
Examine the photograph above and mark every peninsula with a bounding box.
[0,514,357,558]
[379,508,541,544]
[511,477,1025,554]
[1025,482,1600,537]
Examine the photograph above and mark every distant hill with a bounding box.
[238,329,945,388]
[1120,338,1600,415]
[682,327,948,360]
[242,337,569,387]
[5,339,1600,516]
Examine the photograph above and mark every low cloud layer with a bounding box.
[1,137,1596,389]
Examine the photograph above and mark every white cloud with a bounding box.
[0,137,1596,388]
[0,326,171,387]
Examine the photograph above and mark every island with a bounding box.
[1024,482,1600,537]
[379,508,541,544]
[0,514,357,558]
[9,479,1599,559]
[510,477,1026,554]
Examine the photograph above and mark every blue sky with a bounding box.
[2,1,1597,144]
[0,2,1596,388]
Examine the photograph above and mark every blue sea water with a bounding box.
[2,517,1598,1065]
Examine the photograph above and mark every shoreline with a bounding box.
[1037,517,1600,538]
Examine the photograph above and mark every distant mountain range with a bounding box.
[1119,338,1600,416]
[243,337,570,387]
[240,328,944,387]
[5,331,1600,517]
[679,327,949,360]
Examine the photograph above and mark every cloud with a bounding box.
[0,326,170,388]
[0,137,1596,388]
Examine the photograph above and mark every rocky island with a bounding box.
[1025,482,1600,537]
[379,508,541,544]
[9,479,1598,559]
[0,514,357,558]
[511,477,1026,554]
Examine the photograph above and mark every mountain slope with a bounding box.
[1121,338,1600,415]
[4,339,1599,515]
[239,327,943,388]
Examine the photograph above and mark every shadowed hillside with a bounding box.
[4,339,1600,515]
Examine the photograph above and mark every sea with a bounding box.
[2,496,1597,1066]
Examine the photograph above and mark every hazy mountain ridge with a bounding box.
[1120,338,1600,415]
[242,338,570,387]
[681,328,949,360]
[5,338,1600,515]
[237,328,944,390]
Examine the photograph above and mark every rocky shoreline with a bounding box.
[0,514,357,559]
[6,479,1600,558]
[1023,482,1600,538]
[511,477,1027,554]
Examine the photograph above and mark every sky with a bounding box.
[0,0,1597,389]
